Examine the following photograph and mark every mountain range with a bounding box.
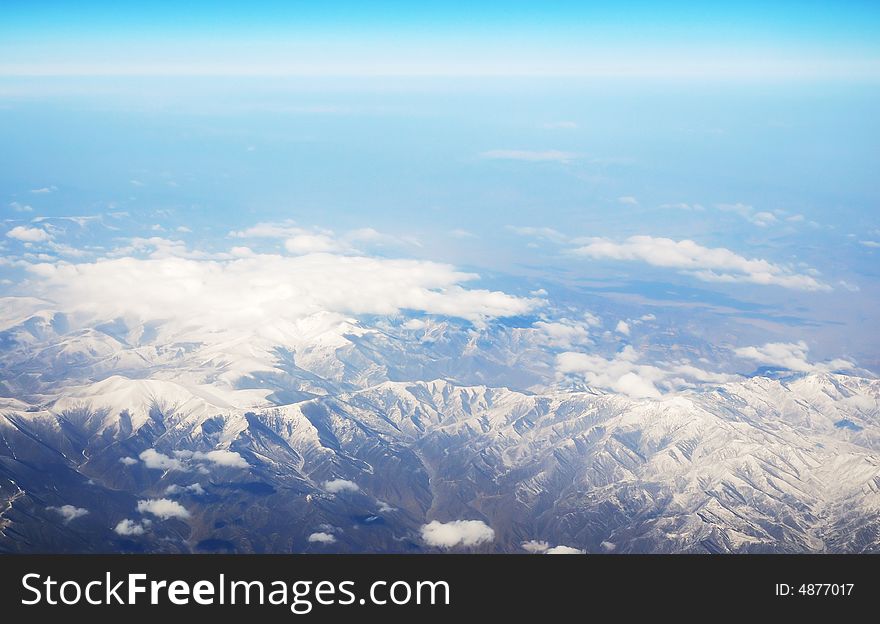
[1,298,878,553]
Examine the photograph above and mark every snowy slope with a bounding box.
[0,300,877,553]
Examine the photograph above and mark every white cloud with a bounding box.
[45,241,89,258]
[323,479,359,494]
[137,498,190,520]
[617,196,638,206]
[556,345,737,398]
[420,520,495,549]
[617,371,662,398]
[48,505,88,523]
[172,449,249,469]
[139,447,247,472]
[7,226,51,242]
[345,227,394,244]
[176,226,192,233]
[114,518,151,536]
[734,341,854,373]
[572,235,829,291]
[230,222,397,255]
[601,541,617,551]
[402,318,427,330]
[119,456,138,466]
[229,220,301,239]
[615,320,630,336]
[521,540,550,553]
[284,233,346,255]
[718,203,779,227]
[545,545,586,554]
[197,449,248,468]
[165,483,206,496]
[522,540,585,554]
[346,227,421,250]
[26,249,539,329]
[230,246,254,257]
[308,531,337,544]
[107,237,219,260]
[860,240,880,248]
[449,228,477,239]
[750,211,778,227]
[660,202,704,211]
[30,186,56,194]
[9,201,33,212]
[481,150,577,163]
[507,225,568,244]
[532,316,598,349]
[139,449,185,471]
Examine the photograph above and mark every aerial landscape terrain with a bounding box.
[1,2,878,553]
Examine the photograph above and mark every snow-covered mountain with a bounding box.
[1,300,878,553]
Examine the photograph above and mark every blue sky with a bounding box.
[4,1,879,41]
[1,2,879,374]
[2,2,880,77]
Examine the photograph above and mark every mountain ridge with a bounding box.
[1,369,878,553]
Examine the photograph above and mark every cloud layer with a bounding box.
[179,449,249,469]
[556,345,736,398]
[734,341,854,373]
[572,235,829,291]
[137,448,248,471]
[26,251,539,331]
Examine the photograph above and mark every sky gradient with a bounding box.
[2,1,879,376]
[2,2,880,78]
